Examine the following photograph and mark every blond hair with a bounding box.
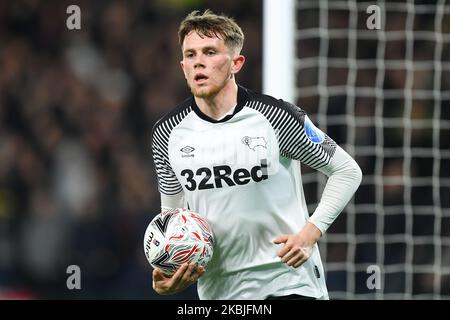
[178,9,244,54]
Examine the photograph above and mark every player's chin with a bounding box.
[190,84,220,98]
[192,88,211,98]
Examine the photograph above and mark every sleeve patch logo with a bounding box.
[304,116,325,144]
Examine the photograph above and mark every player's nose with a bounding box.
[194,54,206,69]
[194,61,205,69]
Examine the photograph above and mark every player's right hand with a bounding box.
[152,262,205,295]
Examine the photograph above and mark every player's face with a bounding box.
[180,31,244,99]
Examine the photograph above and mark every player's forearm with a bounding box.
[308,146,362,234]
[160,192,186,211]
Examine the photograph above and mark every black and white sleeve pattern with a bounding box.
[151,105,192,195]
[248,98,337,169]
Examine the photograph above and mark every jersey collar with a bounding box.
[191,85,250,123]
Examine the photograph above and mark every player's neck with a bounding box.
[194,80,238,120]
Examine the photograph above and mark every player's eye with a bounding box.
[185,52,194,58]
[206,50,216,56]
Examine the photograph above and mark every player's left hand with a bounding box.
[273,222,322,268]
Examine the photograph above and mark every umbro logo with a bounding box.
[242,136,267,151]
[181,146,195,157]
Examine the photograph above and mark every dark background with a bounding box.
[0,0,262,299]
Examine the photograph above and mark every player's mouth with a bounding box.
[194,73,209,84]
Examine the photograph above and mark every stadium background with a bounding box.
[0,0,448,299]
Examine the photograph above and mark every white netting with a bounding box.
[295,0,450,299]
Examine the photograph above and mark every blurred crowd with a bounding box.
[0,0,261,299]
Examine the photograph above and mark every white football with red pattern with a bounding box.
[143,208,215,276]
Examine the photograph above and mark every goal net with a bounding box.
[265,0,450,299]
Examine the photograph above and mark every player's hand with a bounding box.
[152,262,205,295]
[273,222,321,268]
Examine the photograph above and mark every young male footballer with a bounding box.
[150,10,362,300]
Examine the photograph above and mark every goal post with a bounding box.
[263,0,296,102]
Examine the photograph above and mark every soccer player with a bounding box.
[150,10,362,299]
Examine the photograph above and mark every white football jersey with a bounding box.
[151,85,337,300]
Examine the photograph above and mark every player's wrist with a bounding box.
[297,222,321,246]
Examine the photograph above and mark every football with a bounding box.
[143,208,214,276]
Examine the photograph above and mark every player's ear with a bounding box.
[231,54,245,75]
[180,60,187,78]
